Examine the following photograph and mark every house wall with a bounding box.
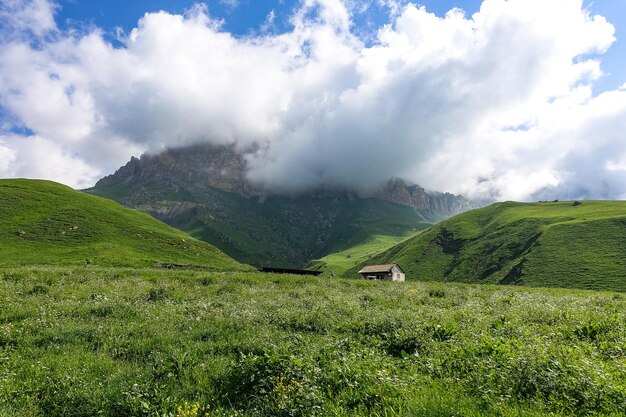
[361,273,389,281]
[391,272,405,282]
[360,270,405,282]
[390,265,405,282]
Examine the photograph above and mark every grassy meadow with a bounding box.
[307,233,415,276]
[2,266,626,416]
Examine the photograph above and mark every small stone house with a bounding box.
[358,264,405,282]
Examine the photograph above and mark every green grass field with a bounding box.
[308,233,416,276]
[0,179,243,270]
[2,266,626,416]
[350,201,626,291]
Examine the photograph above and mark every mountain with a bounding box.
[94,144,472,216]
[0,179,244,269]
[89,177,438,268]
[88,144,475,267]
[349,200,626,291]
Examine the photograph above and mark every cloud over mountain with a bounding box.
[0,0,625,200]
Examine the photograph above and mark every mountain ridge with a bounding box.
[95,144,474,216]
[89,144,478,267]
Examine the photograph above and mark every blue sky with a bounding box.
[2,0,626,200]
[56,1,484,35]
[586,0,626,93]
[54,0,625,93]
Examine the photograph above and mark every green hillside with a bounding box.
[89,179,437,267]
[0,179,243,269]
[349,200,626,291]
[307,232,417,276]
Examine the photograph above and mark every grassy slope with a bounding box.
[90,180,437,268]
[2,266,626,416]
[307,232,417,276]
[0,179,243,269]
[349,200,626,291]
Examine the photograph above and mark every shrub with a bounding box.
[426,324,457,342]
[147,287,168,302]
[219,353,322,416]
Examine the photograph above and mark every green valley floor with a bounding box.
[1,267,625,416]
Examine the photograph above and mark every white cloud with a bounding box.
[261,9,276,33]
[0,0,625,201]
[0,0,57,37]
[219,0,240,9]
[0,135,97,188]
[0,141,17,174]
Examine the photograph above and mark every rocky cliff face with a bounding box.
[96,144,474,215]
[96,144,263,196]
[373,178,474,216]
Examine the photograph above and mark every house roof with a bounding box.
[358,263,403,274]
[259,267,322,276]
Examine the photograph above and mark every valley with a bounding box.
[88,145,471,268]
[307,233,415,276]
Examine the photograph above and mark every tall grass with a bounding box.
[1,266,625,416]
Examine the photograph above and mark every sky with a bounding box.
[0,0,625,201]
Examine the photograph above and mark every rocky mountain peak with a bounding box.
[96,144,264,196]
[96,144,474,215]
